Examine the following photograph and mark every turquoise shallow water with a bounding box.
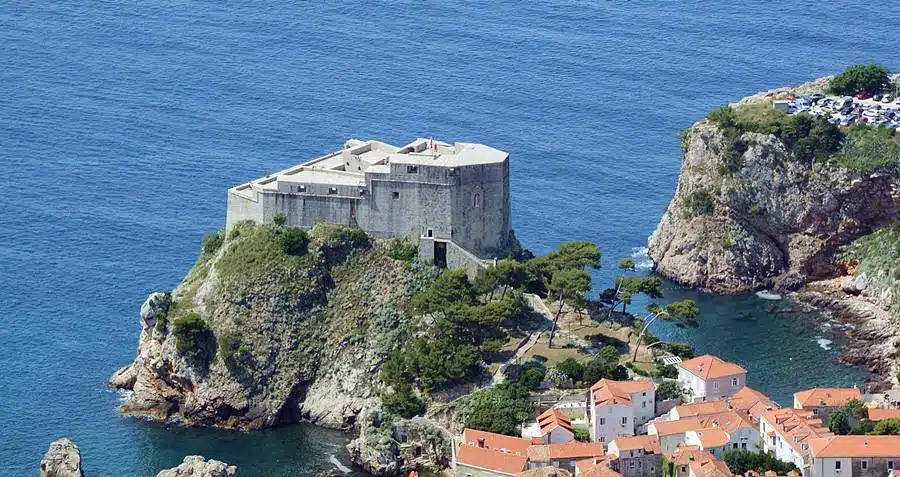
[1,1,895,475]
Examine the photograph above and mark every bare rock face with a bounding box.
[109,225,417,430]
[155,456,237,477]
[40,439,83,477]
[648,86,900,294]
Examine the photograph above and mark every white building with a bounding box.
[759,408,833,472]
[589,379,656,444]
[808,436,900,477]
[677,355,746,402]
[537,409,575,444]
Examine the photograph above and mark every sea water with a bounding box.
[1,1,892,475]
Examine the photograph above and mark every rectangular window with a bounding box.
[600,418,606,425]
[861,461,867,470]
[835,461,841,470]
[392,191,400,200]
[427,229,433,238]
[621,417,627,425]
[732,378,738,387]
[328,187,338,195]
[812,408,818,415]
[642,402,646,408]
[741,443,747,450]
[733,443,738,449]
[407,165,418,174]
[889,461,894,470]
[298,185,306,192]
[713,382,719,390]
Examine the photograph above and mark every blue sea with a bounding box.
[2,2,895,476]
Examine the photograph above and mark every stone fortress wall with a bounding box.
[225,138,512,271]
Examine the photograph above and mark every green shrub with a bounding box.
[218,330,252,373]
[723,449,800,475]
[661,341,695,358]
[834,126,900,174]
[201,232,224,255]
[556,358,585,383]
[827,64,892,95]
[573,426,591,442]
[172,313,212,361]
[656,380,685,401]
[459,383,532,436]
[280,227,310,256]
[387,238,418,262]
[683,189,715,217]
[272,213,287,227]
[382,382,426,419]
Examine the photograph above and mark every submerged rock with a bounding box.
[155,456,237,477]
[40,438,83,477]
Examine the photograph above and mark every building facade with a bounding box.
[590,380,657,443]
[226,138,513,271]
[808,436,900,477]
[793,388,862,425]
[607,436,663,477]
[677,355,747,402]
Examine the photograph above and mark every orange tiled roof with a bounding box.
[760,408,833,457]
[867,408,900,421]
[538,408,574,436]
[457,444,528,475]
[649,418,704,436]
[689,459,732,477]
[674,400,729,418]
[579,461,623,477]
[696,410,756,434]
[590,379,655,407]
[576,457,609,474]
[462,429,531,456]
[679,355,746,380]
[548,441,605,459]
[808,435,900,458]
[793,387,861,408]
[609,435,661,455]
[727,387,777,412]
[668,445,716,464]
[690,428,731,449]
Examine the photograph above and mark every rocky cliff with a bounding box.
[648,79,900,294]
[110,222,426,431]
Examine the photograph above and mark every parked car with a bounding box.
[883,95,893,103]
[857,90,873,99]
[810,93,825,102]
[873,94,883,101]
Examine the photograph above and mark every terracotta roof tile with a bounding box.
[548,441,605,459]
[516,467,573,477]
[579,461,623,477]
[679,355,746,380]
[689,428,730,449]
[808,435,900,458]
[727,387,776,412]
[866,408,900,421]
[457,445,528,475]
[538,409,574,436]
[760,409,832,457]
[649,418,704,436]
[462,429,531,456]
[668,445,715,464]
[576,457,609,474]
[793,388,861,408]
[688,459,732,477]
[590,379,655,407]
[696,410,756,433]
[674,401,729,418]
[609,435,661,455]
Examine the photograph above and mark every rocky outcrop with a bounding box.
[347,410,453,476]
[110,224,424,431]
[648,80,900,294]
[40,439,83,477]
[155,456,237,477]
[794,278,900,387]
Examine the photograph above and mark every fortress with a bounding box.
[225,138,512,272]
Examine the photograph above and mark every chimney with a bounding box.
[478,438,485,448]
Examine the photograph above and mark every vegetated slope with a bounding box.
[841,221,900,314]
[648,78,900,294]
[110,222,430,430]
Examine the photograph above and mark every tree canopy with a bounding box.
[828,64,892,95]
[723,450,799,475]
[460,382,533,436]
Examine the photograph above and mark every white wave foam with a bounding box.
[816,338,833,350]
[755,290,782,300]
[630,246,653,270]
[330,455,351,474]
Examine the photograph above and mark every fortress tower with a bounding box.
[225,138,512,272]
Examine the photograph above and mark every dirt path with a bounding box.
[492,293,552,385]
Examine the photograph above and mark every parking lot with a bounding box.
[780,92,900,129]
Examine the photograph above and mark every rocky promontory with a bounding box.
[648,77,900,294]
[110,222,422,430]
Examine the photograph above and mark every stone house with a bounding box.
[793,388,862,425]
[457,429,531,477]
[759,408,833,472]
[537,409,576,444]
[607,435,663,477]
[527,442,606,474]
[677,355,746,403]
[590,379,656,443]
[808,436,900,477]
